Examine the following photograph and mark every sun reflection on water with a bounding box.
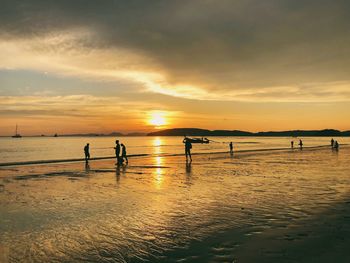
[154,156,164,189]
[152,137,162,155]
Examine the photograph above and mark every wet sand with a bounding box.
[0,147,350,262]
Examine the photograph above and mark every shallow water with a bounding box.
[0,136,349,164]
[0,147,350,262]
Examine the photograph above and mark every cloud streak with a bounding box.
[1,0,350,102]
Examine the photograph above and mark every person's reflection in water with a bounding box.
[115,164,121,183]
[122,163,127,174]
[85,162,90,173]
[186,161,192,175]
[185,161,192,186]
[332,141,339,158]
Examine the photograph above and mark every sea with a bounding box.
[0,136,348,164]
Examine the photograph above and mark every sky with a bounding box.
[0,0,349,135]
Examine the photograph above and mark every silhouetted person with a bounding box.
[84,143,90,162]
[121,143,128,164]
[299,139,303,150]
[229,142,233,153]
[183,137,192,162]
[334,140,339,150]
[291,141,294,149]
[114,140,121,165]
[331,138,335,147]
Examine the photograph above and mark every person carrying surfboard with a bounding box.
[183,137,192,162]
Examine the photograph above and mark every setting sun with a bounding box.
[148,112,167,127]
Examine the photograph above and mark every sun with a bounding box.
[148,111,167,128]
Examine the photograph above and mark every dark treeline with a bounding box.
[148,128,350,137]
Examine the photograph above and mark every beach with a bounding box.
[1,145,350,262]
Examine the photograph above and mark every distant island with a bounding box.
[147,128,350,137]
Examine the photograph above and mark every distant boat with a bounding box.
[12,125,22,138]
[185,137,210,144]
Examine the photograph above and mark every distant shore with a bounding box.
[148,128,350,137]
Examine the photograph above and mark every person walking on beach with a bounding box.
[331,138,335,148]
[114,140,121,165]
[121,143,128,164]
[183,137,192,162]
[333,140,339,150]
[299,139,303,150]
[229,142,233,154]
[291,140,294,149]
[84,143,90,163]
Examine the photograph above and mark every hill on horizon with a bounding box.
[147,128,350,137]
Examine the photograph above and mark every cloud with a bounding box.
[1,0,350,102]
[0,95,181,121]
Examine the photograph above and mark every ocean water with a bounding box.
[0,136,349,164]
[0,146,350,262]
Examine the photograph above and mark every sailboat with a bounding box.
[12,124,22,138]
